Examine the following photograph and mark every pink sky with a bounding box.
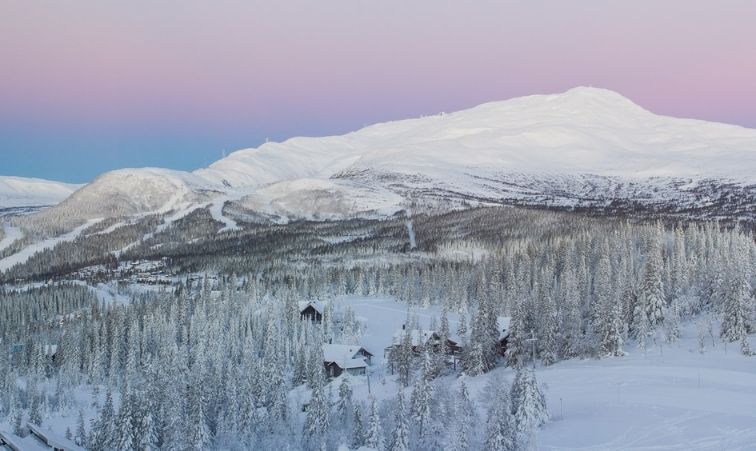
[1,1,755,181]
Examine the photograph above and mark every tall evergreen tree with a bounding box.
[389,390,410,451]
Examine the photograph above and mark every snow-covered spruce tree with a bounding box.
[389,389,410,451]
[538,283,558,366]
[436,306,451,375]
[642,225,665,331]
[304,366,330,448]
[720,247,752,355]
[601,293,626,357]
[558,264,583,359]
[665,295,681,344]
[398,328,413,387]
[89,389,116,451]
[511,366,549,436]
[450,380,475,451]
[335,375,354,427]
[75,409,87,446]
[364,398,384,450]
[189,385,212,451]
[633,291,650,352]
[410,348,434,440]
[484,382,517,451]
[116,389,136,450]
[506,298,528,368]
[351,402,366,449]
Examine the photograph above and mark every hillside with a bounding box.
[0,176,82,209]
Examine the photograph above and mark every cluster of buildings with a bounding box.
[297,301,511,380]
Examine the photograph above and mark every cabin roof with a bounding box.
[323,344,373,363]
[298,300,326,314]
[391,329,440,347]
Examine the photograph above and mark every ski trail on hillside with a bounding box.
[0,219,102,272]
[0,223,24,253]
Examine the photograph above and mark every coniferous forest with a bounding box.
[0,206,754,450]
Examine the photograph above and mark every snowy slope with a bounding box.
[342,296,756,451]
[0,176,82,209]
[35,87,756,223]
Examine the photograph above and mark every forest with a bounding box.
[0,206,754,450]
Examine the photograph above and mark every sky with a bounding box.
[2,1,756,183]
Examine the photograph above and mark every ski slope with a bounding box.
[0,218,102,273]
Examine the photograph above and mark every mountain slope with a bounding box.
[0,176,83,209]
[32,87,756,224]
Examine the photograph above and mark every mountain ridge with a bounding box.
[20,86,756,225]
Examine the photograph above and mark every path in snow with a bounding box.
[0,219,102,272]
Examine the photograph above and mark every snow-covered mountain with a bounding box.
[35,87,756,224]
[0,176,83,209]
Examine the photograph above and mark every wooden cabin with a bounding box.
[323,344,373,378]
[298,301,325,322]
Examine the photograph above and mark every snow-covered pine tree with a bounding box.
[484,383,516,451]
[336,375,353,424]
[506,298,527,368]
[364,398,384,450]
[389,390,410,451]
[75,409,87,446]
[511,366,548,435]
[539,283,558,365]
[398,328,413,387]
[450,380,475,451]
[642,225,665,331]
[89,389,116,451]
[351,403,366,449]
[304,367,330,445]
[410,349,434,439]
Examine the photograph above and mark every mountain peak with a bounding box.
[545,86,646,112]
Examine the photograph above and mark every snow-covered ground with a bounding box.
[2,295,752,450]
[339,296,756,450]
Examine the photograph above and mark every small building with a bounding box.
[386,326,461,358]
[324,358,368,378]
[298,301,326,322]
[323,344,373,378]
[390,328,441,352]
[3,422,87,451]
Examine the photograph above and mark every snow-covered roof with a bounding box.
[322,344,370,371]
[391,329,440,347]
[298,300,326,314]
[0,430,49,451]
[27,422,86,451]
[323,344,372,363]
